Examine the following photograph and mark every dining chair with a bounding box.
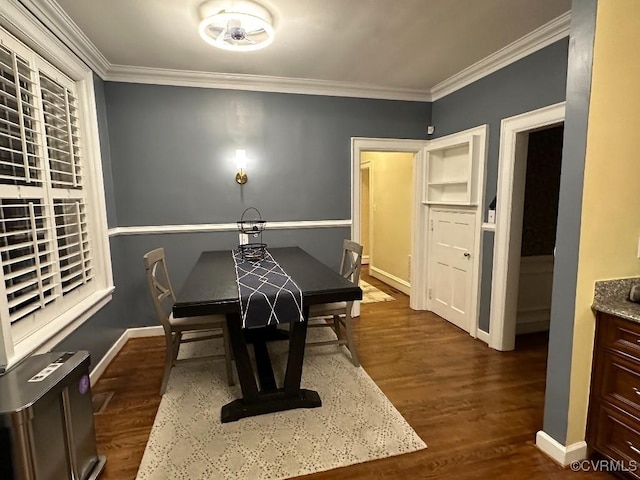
[143,248,234,395]
[306,239,363,367]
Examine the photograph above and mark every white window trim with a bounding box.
[0,2,113,372]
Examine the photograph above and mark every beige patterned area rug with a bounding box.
[361,279,396,304]
[136,326,425,480]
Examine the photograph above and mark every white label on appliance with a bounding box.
[28,362,64,382]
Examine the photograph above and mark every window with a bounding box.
[0,24,112,370]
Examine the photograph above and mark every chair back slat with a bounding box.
[340,239,363,285]
[144,248,176,333]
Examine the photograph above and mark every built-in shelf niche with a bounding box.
[424,135,480,205]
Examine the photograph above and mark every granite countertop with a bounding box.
[593,277,640,323]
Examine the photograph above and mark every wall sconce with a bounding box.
[235,149,248,185]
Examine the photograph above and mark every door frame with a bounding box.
[351,138,428,310]
[359,161,372,265]
[489,102,565,351]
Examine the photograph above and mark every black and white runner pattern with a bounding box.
[232,250,304,329]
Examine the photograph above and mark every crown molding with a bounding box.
[430,12,571,101]
[11,2,569,103]
[17,0,111,78]
[1,0,89,80]
[105,65,432,101]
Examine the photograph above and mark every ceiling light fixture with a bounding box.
[198,0,275,52]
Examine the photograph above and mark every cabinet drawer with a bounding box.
[602,314,640,357]
[602,353,640,415]
[593,405,640,475]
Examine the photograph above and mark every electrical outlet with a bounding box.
[239,233,248,245]
[637,236,640,259]
[427,125,435,135]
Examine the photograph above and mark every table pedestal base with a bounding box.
[222,309,320,423]
[221,388,321,423]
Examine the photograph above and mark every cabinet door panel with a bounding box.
[602,313,640,356]
[594,405,640,477]
[602,352,640,416]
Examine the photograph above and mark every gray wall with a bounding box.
[57,85,431,368]
[105,84,431,225]
[108,228,351,332]
[431,39,570,332]
[543,0,597,445]
[55,236,126,365]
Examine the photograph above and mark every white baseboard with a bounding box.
[89,329,128,384]
[535,430,588,466]
[89,326,164,384]
[127,325,164,338]
[516,307,550,334]
[369,266,410,295]
[362,255,369,265]
[476,329,490,344]
[516,317,550,334]
[516,255,553,335]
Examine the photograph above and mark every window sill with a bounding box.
[6,286,115,371]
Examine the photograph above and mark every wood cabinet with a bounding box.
[587,312,640,475]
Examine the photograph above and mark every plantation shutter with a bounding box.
[0,200,57,323]
[54,200,92,294]
[0,44,42,186]
[0,35,93,328]
[39,72,82,189]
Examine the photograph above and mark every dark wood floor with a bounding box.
[91,268,611,479]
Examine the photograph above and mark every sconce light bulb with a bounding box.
[235,149,248,185]
[235,149,247,170]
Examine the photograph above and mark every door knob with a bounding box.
[464,252,471,258]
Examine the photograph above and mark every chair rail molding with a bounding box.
[108,219,352,237]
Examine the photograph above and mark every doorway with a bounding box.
[360,165,370,265]
[515,125,563,339]
[489,102,566,351]
[359,151,414,295]
[351,138,427,311]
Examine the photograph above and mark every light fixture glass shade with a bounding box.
[235,149,248,170]
[198,0,275,52]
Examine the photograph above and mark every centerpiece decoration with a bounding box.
[237,207,267,261]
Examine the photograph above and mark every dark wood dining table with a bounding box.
[173,246,362,422]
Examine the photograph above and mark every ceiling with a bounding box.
[54,0,571,94]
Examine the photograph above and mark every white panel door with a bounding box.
[429,210,476,332]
